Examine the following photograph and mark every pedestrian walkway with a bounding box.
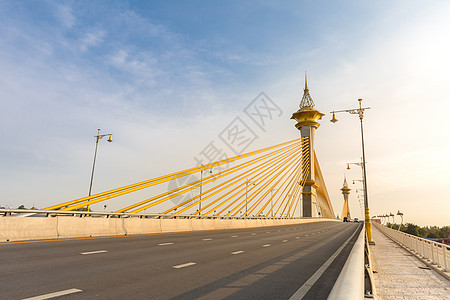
[370,226,450,299]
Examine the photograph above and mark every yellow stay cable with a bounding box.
[213,144,304,216]
[133,140,304,214]
[45,138,303,211]
[276,155,309,217]
[174,142,304,215]
[256,147,308,217]
[123,139,302,213]
[243,147,308,217]
[272,150,310,217]
[230,146,305,217]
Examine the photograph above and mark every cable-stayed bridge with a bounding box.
[42,137,333,219]
[1,79,448,299]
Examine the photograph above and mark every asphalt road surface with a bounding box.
[0,221,362,299]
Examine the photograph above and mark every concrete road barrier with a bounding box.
[123,217,161,235]
[0,214,339,242]
[57,216,125,238]
[160,218,192,233]
[0,217,58,242]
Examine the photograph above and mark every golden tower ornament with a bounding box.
[340,176,351,221]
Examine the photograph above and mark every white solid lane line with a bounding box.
[202,238,212,241]
[173,262,196,269]
[158,243,174,246]
[23,288,82,300]
[80,250,108,255]
[231,251,244,255]
[262,244,271,247]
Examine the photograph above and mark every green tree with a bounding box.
[417,227,427,238]
[426,231,439,239]
[403,223,419,236]
[17,205,26,209]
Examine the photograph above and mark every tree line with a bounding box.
[387,222,450,239]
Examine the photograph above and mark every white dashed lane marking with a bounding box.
[262,244,271,247]
[23,288,82,300]
[158,243,174,246]
[173,262,196,269]
[80,250,107,255]
[282,240,288,243]
[231,235,238,238]
[231,251,244,255]
[202,238,212,241]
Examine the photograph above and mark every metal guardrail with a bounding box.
[374,222,449,271]
[327,223,375,299]
[327,224,365,299]
[0,209,331,221]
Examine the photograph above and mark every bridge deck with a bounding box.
[370,226,450,299]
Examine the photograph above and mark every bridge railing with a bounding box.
[0,208,325,220]
[373,222,449,271]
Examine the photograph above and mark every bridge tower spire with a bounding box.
[291,73,325,217]
[340,176,351,221]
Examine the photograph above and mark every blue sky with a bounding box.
[1,1,449,226]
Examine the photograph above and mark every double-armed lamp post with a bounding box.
[331,99,374,244]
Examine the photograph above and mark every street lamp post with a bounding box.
[397,210,404,231]
[245,179,255,217]
[198,166,213,214]
[331,99,374,243]
[199,167,204,213]
[88,129,113,211]
[270,188,278,218]
[389,212,395,228]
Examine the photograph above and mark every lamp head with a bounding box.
[347,164,350,170]
[107,134,113,142]
[330,111,338,123]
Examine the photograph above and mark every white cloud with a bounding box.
[79,28,106,52]
[56,4,75,29]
